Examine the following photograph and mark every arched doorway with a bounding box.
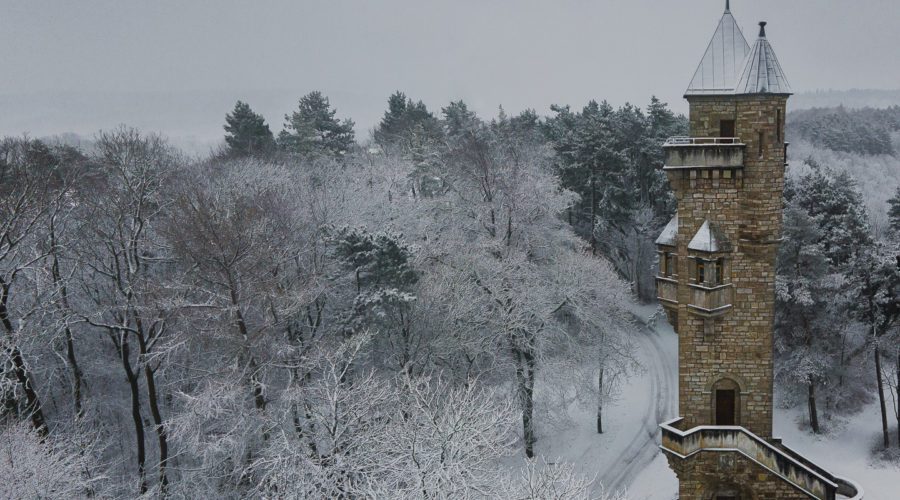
[710,378,741,426]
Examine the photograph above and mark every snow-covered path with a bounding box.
[521,304,680,498]
[597,308,678,494]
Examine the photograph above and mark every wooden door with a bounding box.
[716,389,736,425]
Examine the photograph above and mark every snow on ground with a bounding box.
[774,403,900,499]
[507,298,899,499]
[500,302,680,498]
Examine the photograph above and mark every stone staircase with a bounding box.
[660,417,863,500]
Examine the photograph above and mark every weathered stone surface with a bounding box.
[665,450,815,499]
[662,94,788,439]
[655,91,822,497]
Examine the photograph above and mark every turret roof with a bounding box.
[733,22,792,95]
[655,214,679,246]
[685,1,751,96]
[688,220,731,253]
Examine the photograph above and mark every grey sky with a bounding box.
[2,0,899,146]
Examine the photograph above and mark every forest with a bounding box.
[1,90,899,498]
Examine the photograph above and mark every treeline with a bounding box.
[0,89,658,497]
[224,92,687,302]
[788,105,900,156]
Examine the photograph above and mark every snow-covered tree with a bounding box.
[776,164,877,428]
[279,91,355,158]
[545,97,686,301]
[75,127,183,494]
[0,422,99,498]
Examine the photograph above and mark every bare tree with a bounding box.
[0,137,73,436]
[76,127,181,494]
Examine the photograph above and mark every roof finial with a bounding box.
[725,0,730,12]
[758,21,767,38]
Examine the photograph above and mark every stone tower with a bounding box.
[656,3,861,499]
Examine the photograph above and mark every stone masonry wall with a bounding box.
[666,95,788,439]
[666,450,815,499]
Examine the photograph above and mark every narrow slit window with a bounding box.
[776,109,782,142]
[758,131,764,158]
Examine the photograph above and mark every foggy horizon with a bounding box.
[3,0,900,146]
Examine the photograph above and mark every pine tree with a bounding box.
[887,185,900,235]
[374,91,443,150]
[775,201,841,433]
[278,91,355,158]
[223,100,275,157]
[374,91,409,146]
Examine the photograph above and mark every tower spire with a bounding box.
[684,3,750,96]
[725,0,730,12]
[758,21,767,37]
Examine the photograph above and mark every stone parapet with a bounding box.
[663,141,746,170]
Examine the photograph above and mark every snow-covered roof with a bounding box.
[733,22,792,95]
[655,214,678,246]
[687,220,730,253]
[685,2,751,96]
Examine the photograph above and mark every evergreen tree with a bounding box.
[373,92,447,197]
[777,163,894,436]
[374,91,410,146]
[543,97,686,300]
[888,185,900,235]
[775,201,849,432]
[785,160,872,267]
[279,91,355,157]
[223,100,275,157]
[849,242,900,449]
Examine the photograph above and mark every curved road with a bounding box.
[596,311,678,495]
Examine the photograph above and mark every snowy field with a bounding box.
[508,301,899,499]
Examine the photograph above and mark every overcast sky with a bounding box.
[2,0,899,145]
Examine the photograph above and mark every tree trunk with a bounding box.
[875,344,890,449]
[120,334,148,494]
[0,282,47,436]
[143,362,168,494]
[227,278,266,411]
[522,355,535,459]
[807,381,820,434]
[597,367,604,434]
[49,220,85,418]
[896,345,899,447]
[64,326,84,419]
[589,175,597,256]
[513,342,536,458]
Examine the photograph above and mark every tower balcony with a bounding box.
[662,137,745,170]
[656,276,678,307]
[660,418,861,500]
[687,282,733,317]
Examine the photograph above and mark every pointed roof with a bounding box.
[734,22,792,95]
[655,213,679,246]
[685,1,751,96]
[688,220,731,253]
